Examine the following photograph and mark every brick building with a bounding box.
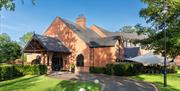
[23,16,179,73]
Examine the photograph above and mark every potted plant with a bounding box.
[69,63,75,73]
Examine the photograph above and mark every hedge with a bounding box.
[143,65,178,74]
[113,63,143,76]
[90,63,143,76]
[90,63,177,76]
[89,66,105,74]
[105,64,114,75]
[0,64,47,81]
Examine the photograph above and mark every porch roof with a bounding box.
[24,34,71,53]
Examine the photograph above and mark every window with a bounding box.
[76,54,84,67]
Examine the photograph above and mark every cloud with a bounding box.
[1,24,19,31]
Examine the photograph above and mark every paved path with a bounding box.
[48,72,157,91]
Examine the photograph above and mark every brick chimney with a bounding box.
[76,14,86,28]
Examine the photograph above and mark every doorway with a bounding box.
[51,54,63,71]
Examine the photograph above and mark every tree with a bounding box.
[136,0,180,60]
[140,0,180,29]
[135,25,180,60]
[0,33,11,42]
[19,32,33,47]
[0,0,35,11]
[0,33,21,63]
[119,26,137,33]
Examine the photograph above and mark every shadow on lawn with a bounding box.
[0,76,40,91]
[131,75,145,81]
[45,80,98,91]
[154,81,180,91]
[132,74,180,91]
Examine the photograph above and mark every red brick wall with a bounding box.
[42,17,124,72]
[93,41,124,67]
[43,17,91,72]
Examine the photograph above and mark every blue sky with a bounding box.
[0,0,147,41]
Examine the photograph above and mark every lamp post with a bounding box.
[162,3,168,87]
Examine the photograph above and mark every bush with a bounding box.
[167,65,178,73]
[113,63,143,76]
[38,65,48,75]
[143,65,177,74]
[17,65,47,75]
[89,63,144,76]
[31,59,41,65]
[89,66,105,74]
[0,65,23,81]
[105,64,114,75]
[89,63,177,76]
[0,64,47,81]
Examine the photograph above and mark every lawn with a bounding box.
[131,67,180,91]
[0,75,101,91]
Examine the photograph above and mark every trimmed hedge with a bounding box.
[143,65,177,74]
[0,64,47,81]
[90,63,177,76]
[105,64,114,75]
[15,65,47,75]
[90,63,143,76]
[89,66,105,74]
[113,63,143,76]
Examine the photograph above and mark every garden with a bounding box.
[0,75,100,91]
[131,67,180,91]
[0,64,101,91]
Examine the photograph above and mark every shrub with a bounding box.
[89,66,105,74]
[0,64,47,81]
[38,65,48,75]
[0,65,23,81]
[31,59,41,65]
[90,63,144,76]
[20,65,47,75]
[105,64,114,75]
[143,65,177,74]
[89,63,177,76]
[167,65,177,73]
[0,66,13,80]
[113,63,142,76]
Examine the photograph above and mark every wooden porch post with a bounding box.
[47,52,49,66]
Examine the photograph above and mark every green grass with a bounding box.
[131,67,180,91]
[0,75,101,91]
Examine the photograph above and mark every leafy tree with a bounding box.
[136,0,180,60]
[0,33,21,63]
[19,32,33,47]
[134,24,157,36]
[140,0,180,29]
[0,33,11,42]
[0,0,35,11]
[135,25,180,60]
[119,26,137,33]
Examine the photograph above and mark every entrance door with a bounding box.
[51,56,63,71]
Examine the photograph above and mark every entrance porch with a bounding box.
[23,34,71,72]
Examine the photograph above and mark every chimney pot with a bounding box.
[76,14,86,28]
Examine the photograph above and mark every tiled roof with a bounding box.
[61,18,100,43]
[94,25,148,40]
[61,17,119,47]
[89,36,121,48]
[28,34,70,53]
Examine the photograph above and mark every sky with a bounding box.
[0,0,147,41]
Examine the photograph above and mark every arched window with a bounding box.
[76,54,84,67]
